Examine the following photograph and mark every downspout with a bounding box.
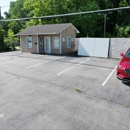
[37,35,39,54]
[20,35,22,52]
[60,32,62,54]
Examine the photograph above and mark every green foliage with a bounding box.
[76,88,82,93]
[5,29,19,50]
[1,0,130,38]
[0,26,4,51]
[116,25,130,37]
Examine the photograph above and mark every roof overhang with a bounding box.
[16,33,59,36]
[16,23,80,36]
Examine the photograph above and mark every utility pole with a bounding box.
[104,13,107,38]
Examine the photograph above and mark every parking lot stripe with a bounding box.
[102,66,117,86]
[91,59,118,62]
[26,57,65,69]
[57,58,90,75]
[77,58,90,66]
[26,61,48,69]
[2,59,28,65]
[57,66,76,75]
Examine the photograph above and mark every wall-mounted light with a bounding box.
[62,37,65,42]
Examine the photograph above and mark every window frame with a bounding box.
[67,36,71,48]
[26,37,32,48]
[52,36,60,49]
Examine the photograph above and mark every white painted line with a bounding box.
[91,59,118,62]
[57,58,90,75]
[77,58,90,66]
[26,61,48,69]
[2,59,27,65]
[102,66,117,86]
[26,56,65,69]
[57,66,76,75]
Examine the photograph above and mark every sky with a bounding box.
[0,0,16,16]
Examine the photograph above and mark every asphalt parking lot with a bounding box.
[0,51,130,130]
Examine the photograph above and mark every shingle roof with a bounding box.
[16,23,79,35]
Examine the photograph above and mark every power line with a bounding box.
[0,6,130,22]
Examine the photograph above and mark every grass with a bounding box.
[125,105,130,108]
[76,88,82,93]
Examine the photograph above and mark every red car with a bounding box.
[117,47,130,82]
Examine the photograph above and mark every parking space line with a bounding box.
[57,58,90,75]
[91,59,118,62]
[77,58,90,66]
[57,66,76,75]
[26,61,48,69]
[2,59,28,65]
[26,57,65,69]
[102,66,117,86]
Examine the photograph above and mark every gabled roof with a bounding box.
[16,23,79,35]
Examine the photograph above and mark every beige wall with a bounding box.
[21,35,37,53]
[38,34,60,54]
[62,26,75,54]
[21,26,76,54]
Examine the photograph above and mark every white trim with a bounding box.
[58,24,80,34]
[37,35,39,53]
[67,36,71,48]
[44,37,51,53]
[20,36,22,52]
[60,32,62,54]
[26,37,32,48]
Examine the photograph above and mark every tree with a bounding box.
[0,26,4,51]
[5,29,19,50]
[1,0,130,38]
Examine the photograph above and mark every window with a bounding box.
[26,37,32,48]
[53,37,59,49]
[126,49,130,58]
[67,36,71,48]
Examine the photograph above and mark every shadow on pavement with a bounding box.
[122,81,130,87]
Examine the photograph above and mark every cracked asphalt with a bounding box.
[0,51,130,130]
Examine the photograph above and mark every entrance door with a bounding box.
[44,37,51,53]
[39,36,43,54]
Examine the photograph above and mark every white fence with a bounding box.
[76,38,130,59]
[78,38,109,58]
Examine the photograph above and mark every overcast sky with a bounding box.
[0,0,16,16]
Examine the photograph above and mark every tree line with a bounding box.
[0,0,130,51]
